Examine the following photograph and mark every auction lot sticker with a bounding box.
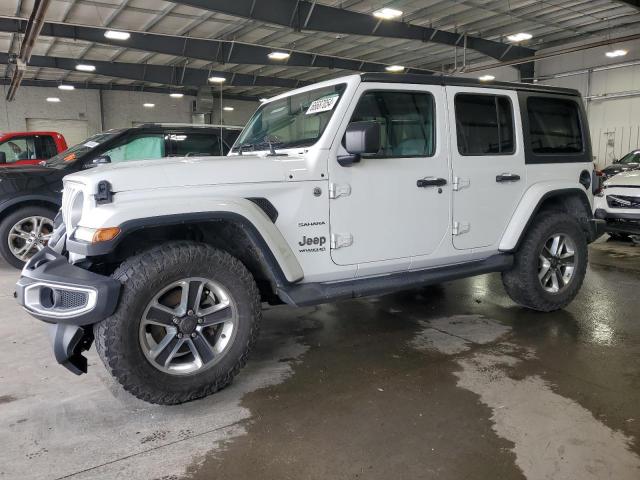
[306,94,339,115]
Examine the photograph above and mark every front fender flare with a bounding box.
[67,197,304,285]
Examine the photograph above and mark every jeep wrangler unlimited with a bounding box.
[16,73,599,404]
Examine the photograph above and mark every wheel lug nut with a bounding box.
[173,318,179,324]
[197,318,203,324]
[188,309,194,316]
[177,333,183,338]
[191,333,197,338]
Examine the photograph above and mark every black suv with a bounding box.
[0,124,241,268]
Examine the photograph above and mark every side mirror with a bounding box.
[338,121,381,167]
[0,152,6,164]
[92,155,111,165]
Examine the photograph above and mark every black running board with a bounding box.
[278,254,514,307]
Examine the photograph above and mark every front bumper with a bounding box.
[16,248,121,374]
[594,208,640,235]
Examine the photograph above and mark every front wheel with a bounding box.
[0,206,56,269]
[502,212,588,312]
[94,242,261,404]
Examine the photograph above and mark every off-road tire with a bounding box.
[0,205,57,269]
[502,212,588,312]
[94,241,261,404]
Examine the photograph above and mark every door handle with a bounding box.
[417,177,447,188]
[496,173,521,183]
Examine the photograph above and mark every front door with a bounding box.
[447,87,526,250]
[328,84,450,266]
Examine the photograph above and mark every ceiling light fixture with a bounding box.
[75,64,95,72]
[143,103,155,108]
[606,49,628,58]
[479,74,496,82]
[104,30,130,40]
[169,93,184,98]
[373,8,403,20]
[208,76,226,83]
[58,84,74,91]
[46,97,61,103]
[223,106,234,111]
[268,51,290,60]
[385,65,405,72]
[507,32,533,43]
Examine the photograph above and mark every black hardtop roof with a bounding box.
[360,73,581,97]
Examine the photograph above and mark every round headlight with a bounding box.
[69,191,84,230]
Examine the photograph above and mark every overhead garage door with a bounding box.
[26,118,90,148]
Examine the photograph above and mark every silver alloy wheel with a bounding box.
[538,233,576,294]
[7,216,54,262]
[139,277,237,376]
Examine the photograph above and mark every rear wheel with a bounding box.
[502,212,588,312]
[0,206,56,269]
[94,241,261,404]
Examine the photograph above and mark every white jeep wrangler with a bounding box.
[16,73,599,404]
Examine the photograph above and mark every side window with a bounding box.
[36,136,58,159]
[0,137,36,162]
[349,91,435,157]
[170,133,222,157]
[527,97,583,154]
[455,94,514,156]
[101,134,165,163]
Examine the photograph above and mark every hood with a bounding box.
[602,163,638,176]
[64,154,313,192]
[0,166,67,199]
[604,170,640,188]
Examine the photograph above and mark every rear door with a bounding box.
[447,87,526,250]
[328,83,450,266]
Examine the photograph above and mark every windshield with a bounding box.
[233,83,347,152]
[45,131,121,168]
[618,150,640,164]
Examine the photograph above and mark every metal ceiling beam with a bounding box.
[170,0,535,62]
[0,52,308,89]
[6,0,52,101]
[0,78,258,100]
[0,16,436,74]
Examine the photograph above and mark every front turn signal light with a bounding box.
[74,226,121,243]
[93,227,121,243]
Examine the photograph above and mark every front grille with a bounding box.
[607,195,640,209]
[57,290,89,310]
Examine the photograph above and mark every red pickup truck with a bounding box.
[0,131,68,167]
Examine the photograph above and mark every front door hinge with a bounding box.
[452,177,470,191]
[328,183,351,199]
[452,222,470,236]
[331,233,353,249]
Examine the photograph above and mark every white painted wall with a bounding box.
[535,36,640,168]
[100,90,194,129]
[0,85,101,137]
[204,98,259,127]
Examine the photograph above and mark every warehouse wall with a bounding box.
[536,36,640,168]
[0,85,101,135]
[100,90,194,129]
[0,86,258,144]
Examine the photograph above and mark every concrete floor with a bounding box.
[1,238,640,480]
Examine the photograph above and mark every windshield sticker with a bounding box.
[306,94,339,115]
[83,141,99,148]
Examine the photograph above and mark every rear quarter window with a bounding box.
[528,97,583,154]
[520,93,590,164]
